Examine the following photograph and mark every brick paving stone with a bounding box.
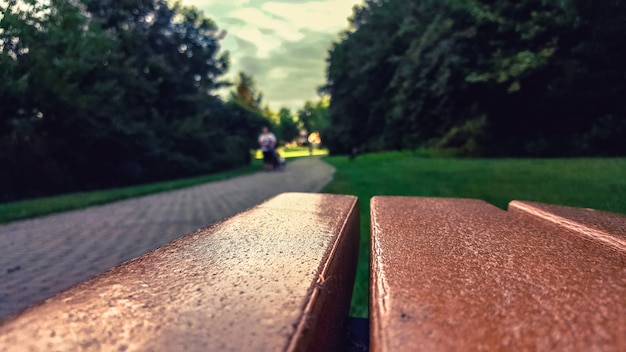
[0,157,335,319]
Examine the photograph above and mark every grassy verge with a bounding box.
[320,151,626,317]
[0,159,263,224]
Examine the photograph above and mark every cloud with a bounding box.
[184,0,360,110]
[237,30,337,110]
[183,0,250,7]
[224,7,304,57]
[219,17,246,27]
[233,37,257,54]
[261,0,357,32]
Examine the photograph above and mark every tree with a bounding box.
[0,0,266,201]
[323,0,626,156]
[229,71,263,113]
[322,0,410,153]
[278,107,299,143]
[76,0,234,180]
[0,0,119,198]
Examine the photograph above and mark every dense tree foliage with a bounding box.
[229,71,263,113]
[0,0,267,201]
[298,97,331,136]
[277,107,299,143]
[323,0,626,156]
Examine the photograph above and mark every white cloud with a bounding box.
[183,0,360,110]
[261,0,357,32]
[238,30,337,111]
[227,25,283,58]
[181,0,249,7]
[267,68,289,80]
[225,7,304,57]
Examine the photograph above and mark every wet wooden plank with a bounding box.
[0,193,360,352]
[370,196,626,352]
[509,200,626,253]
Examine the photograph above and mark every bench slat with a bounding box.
[370,196,626,351]
[0,192,359,352]
[509,200,626,252]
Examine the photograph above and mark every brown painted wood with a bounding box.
[370,196,626,352]
[509,200,626,253]
[0,193,359,352]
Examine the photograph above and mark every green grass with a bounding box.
[320,151,626,317]
[0,159,264,224]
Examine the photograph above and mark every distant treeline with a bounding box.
[1,0,268,202]
[322,0,626,156]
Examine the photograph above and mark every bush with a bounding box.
[436,117,486,157]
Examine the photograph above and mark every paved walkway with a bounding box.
[0,157,335,319]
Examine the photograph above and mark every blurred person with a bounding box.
[307,132,321,156]
[258,127,277,171]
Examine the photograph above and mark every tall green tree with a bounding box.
[227,71,274,144]
[278,107,299,143]
[323,0,626,156]
[229,71,263,113]
[297,98,331,134]
[0,0,264,201]
[1,0,119,198]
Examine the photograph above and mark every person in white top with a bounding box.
[258,127,277,171]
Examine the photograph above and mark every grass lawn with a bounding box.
[0,159,264,224]
[320,151,626,317]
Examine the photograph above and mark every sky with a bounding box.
[181,0,361,111]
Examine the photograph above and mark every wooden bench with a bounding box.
[370,196,626,351]
[0,193,359,351]
[2,193,625,351]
